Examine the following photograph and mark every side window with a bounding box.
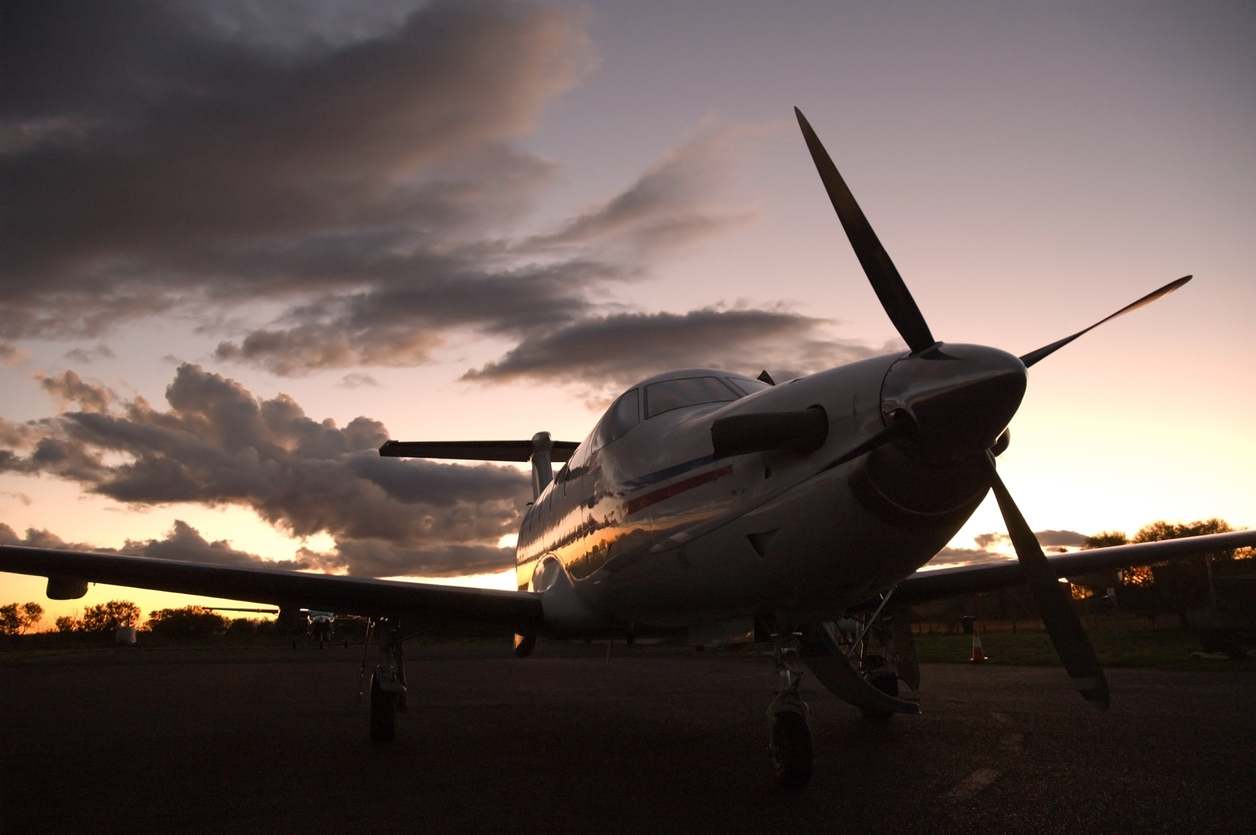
[594,388,640,450]
[556,437,591,483]
[644,377,739,419]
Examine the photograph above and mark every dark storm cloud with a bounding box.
[1,3,856,383]
[464,307,894,386]
[0,364,530,577]
[0,0,598,340]
[207,127,756,376]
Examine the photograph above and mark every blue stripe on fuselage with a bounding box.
[619,454,717,493]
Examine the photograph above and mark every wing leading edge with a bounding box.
[0,545,543,633]
[893,529,1256,607]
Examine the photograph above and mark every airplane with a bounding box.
[281,608,345,649]
[2,108,1253,788]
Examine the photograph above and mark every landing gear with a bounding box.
[370,672,397,742]
[364,618,408,743]
[769,709,813,789]
[858,654,898,721]
[767,631,813,789]
[799,604,920,723]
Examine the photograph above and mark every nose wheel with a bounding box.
[369,672,398,742]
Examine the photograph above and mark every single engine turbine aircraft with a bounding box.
[2,109,1253,788]
[293,609,340,649]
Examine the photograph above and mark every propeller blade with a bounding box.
[795,107,936,354]
[985,454,1109,710]
[1019,275,1192,368]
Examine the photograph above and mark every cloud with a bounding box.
[1033,529,1089,547]
[120,520,308,570]
[1,0,597,341]
[64,344,116,363]
[927,528,1091,568]
[207,128,763,377]
[972,529,1088,550]
[36,370,115,414]
[2,4,811,385]
[0,343,27,368]
[522,127,756,256]
[339,373,379,389]
[464,306,895,388]
[0,364,530,577]
[0,524,100,552]
[0,518,307,570]
[923,546,1016,569]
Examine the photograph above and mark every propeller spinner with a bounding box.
[796,107,1191,710]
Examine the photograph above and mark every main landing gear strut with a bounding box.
[361,618,408,742]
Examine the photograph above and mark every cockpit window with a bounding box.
[727,376,773,395]
[644,376,740,419]
[595,388,640,448]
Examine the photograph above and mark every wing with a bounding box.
[0,545,543,632]
[893,529,1256,606]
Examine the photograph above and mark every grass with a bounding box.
[913,627,1256,671]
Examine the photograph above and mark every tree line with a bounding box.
[0,600,251,641]
[1077,518,1254,628]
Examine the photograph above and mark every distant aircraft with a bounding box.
[3,108,1253,788]
[296,609,349,650]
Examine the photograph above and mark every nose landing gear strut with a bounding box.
[767,631,813,789]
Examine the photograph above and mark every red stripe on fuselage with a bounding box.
[624,465,734,516]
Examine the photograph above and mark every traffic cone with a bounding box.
[970,630,987,663]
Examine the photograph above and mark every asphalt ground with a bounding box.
[2,641,1253,835]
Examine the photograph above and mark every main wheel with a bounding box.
[369,673,397,742]
[769,711,813,789]
[860,660,899,721]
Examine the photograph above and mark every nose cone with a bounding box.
[881,343,1027,456]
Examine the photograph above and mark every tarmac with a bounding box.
[2,640,1254,834]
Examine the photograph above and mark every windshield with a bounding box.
[644,376,740,419]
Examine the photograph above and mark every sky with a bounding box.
[2,0,1253,625]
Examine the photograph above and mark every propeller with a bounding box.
[986,453,1109,710]
[794,108,1190,710]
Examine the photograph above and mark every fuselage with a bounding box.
[516,344,1025,635]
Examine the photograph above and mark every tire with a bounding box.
[369,673,397,743]
[859,670,900,721]
[769,711,813,789]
